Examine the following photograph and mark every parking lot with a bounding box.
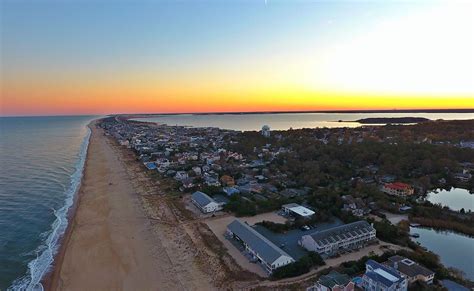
[253,218,344,260]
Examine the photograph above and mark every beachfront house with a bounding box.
[191,191,223,213]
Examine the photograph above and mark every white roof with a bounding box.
[374,268,399,282]
[286,205,315,217]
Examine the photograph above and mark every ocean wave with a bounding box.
[8,127,91,291]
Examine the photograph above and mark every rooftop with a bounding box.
[385,182,412,190]
[366,260,405,287]
[191,191,215,207]
[387,255,435,278]
[282,203,315,217]
[318,271,351,288]
[307,220,375,246]
[227,219,294,265]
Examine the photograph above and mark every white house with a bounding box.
[282,203,315,218]
[174,171,189,181]
[191,191,223,213]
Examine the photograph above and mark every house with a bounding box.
[204,174,221,187]
[280,188,309,198]
[238,183,264,194]
[282,203,315,218]
[299,221,376,256]
[180,177,195,191]
[223,186,240,196]
[144,162,157,170]
[362,260,408,291]
[454,170,472,182]
[385,256,435,284]
[226,219,295,273]
[342,195,368,217]
[192,166,202,176]
[191,191,223,213]
[220,175,235,186]
[381,182,414,197]
[379,175,396,183]
[306,271,355,291]
[175,171,189,181]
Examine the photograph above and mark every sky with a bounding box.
[1,0,473,116]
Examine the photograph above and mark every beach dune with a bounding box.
[49,122,181,290]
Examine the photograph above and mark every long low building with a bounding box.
[226,219,295,273]
[299,221,376,256]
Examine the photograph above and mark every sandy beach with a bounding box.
[48,121,214,290]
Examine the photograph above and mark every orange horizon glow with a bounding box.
[2,87,473,117]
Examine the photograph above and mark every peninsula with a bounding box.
[355,117,430,124]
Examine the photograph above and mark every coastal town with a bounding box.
[97,116,474,291]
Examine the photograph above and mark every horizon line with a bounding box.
[1,108,474,118]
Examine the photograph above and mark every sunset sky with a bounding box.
[1,0,473,116]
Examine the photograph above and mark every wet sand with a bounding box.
[49,122,185,290]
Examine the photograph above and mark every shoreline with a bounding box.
[41,121,97,290]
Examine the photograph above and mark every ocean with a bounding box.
[0,116,96,290]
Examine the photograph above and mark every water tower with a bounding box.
[261,125,271,137]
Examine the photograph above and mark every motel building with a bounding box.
[299,221,376,256]
[226,219,295,274]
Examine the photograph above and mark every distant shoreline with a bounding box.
[121,108,474,118]
[352,117,431,124]
[1,109,473,118]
